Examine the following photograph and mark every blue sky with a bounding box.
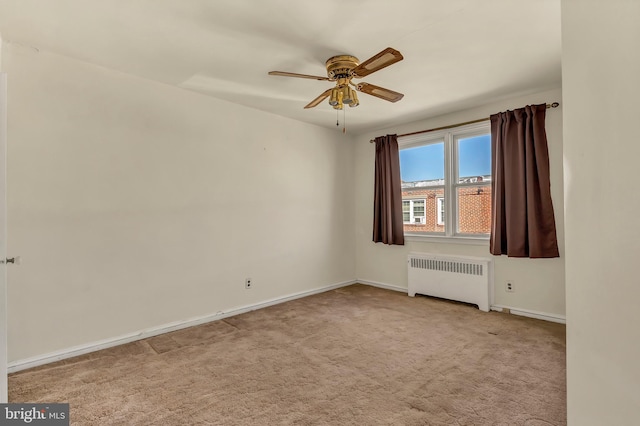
[399,135,491,182]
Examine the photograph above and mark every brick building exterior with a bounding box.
[402,177,491,234]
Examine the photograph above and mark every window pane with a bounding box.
[401,142,445,233]
[402,200,410,222]
[457,185,492,234]
[412,200,425,217]
[436,197,445,225]
[400,142,445,183]
[458,134,491,182]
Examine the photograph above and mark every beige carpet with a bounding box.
[9,284,566,425]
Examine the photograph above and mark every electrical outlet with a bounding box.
[245,278,252,289]
[505,281,515,292]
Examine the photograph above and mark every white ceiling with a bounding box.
[0,0,561,134]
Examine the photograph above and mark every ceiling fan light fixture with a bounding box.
[349,89,359,107]
[329,87,339,106]
[341,85,353,104]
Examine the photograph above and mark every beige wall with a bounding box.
[2,43,355,361]
[562,0,640,423]
[355,88,565,318]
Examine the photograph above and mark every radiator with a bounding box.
[408,253,491,312]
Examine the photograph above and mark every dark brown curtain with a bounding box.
[490,104,559,258]
[373,134,405,245]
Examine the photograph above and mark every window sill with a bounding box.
[404,234,489,246]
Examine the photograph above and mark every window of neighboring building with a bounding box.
[402,199,426,224]
[399,121,491,240]
[436,197,445,226]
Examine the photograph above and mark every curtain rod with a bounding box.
[369,102,560,143]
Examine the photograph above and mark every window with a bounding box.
[399,122,491,240]
[402,199,426,224]
[436,197,445,226]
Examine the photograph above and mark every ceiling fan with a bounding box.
[268,47,404,110]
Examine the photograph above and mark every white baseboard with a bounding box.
[8,279,357,373]
[357,279,407,293]
[358,279,566,325]
[491,304,566,324]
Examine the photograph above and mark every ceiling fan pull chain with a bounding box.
[343,108,346,134]
[336,109,339,127]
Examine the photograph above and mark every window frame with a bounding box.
[398,121,491,244]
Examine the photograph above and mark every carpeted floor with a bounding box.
[9,284,566,425]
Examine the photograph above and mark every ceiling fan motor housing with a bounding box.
[326,55,360,80]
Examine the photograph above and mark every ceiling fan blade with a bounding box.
[352,47,404,78]
[268,71,330,81]
[356,82,404,103]
[304,89,333,109]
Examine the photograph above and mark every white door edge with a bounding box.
[0,72,8,403]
